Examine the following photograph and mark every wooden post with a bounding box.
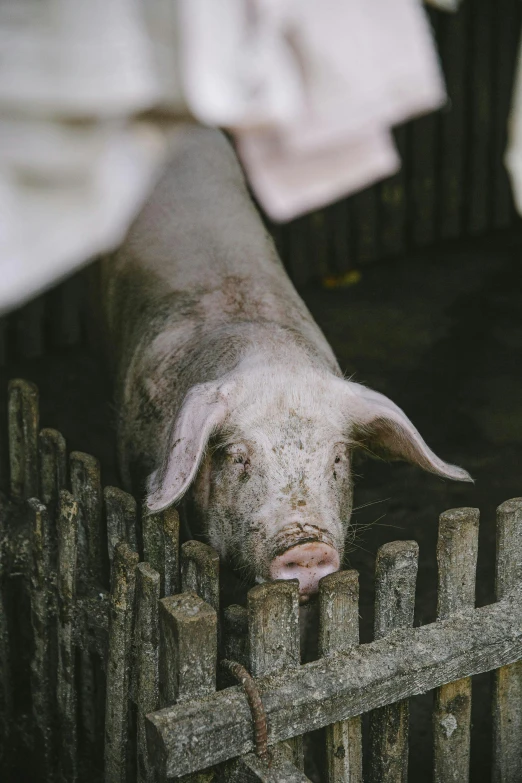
[135,563,160,783]
[142,506,180,597]
[433,508,479,783]
[39,428,67,509]
[492,498,522,783]
[159,592,217,783]
[104,486,138,562]
[0,492,12,769]
[105,541,139,783]
[181,540,220,613]
[319,570,362,783]
[223,604,249,668]
[70,451,104,754]
[248,580,302,769]
[56,491,79,782]
[368,541,418,783]
[8,378,39,500]
[70,451,103,585]
[29,498,53,775]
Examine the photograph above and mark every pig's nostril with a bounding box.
[269,541,340,596]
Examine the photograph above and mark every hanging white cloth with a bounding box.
[0,0,446,315]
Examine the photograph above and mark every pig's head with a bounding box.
[146,368,472,600]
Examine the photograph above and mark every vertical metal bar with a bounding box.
[438,3,469,240]
[104,486,138,563]
[319,570,362,783]
[105,542,139,783]
[39,428,67,509]
[8,378,39,500]
[143,506,180,598]
[492,498,522,783]
[379,127,407,258]
[248,580,302,768]
[181,541,220,614]
[135,563,160,783]
[29,498,53,775]
[368,541,418,783]
[467,0,494,235]
[352,186,378,264]
[56,490,79,783]
[16,297,46,359]
[328,199,351,276]
[433,508,479,783]
[491,0,521,228]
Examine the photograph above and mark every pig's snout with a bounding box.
[269,542,340,601]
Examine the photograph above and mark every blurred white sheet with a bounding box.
[0,0,446,314]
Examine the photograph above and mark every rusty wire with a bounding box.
[220,659,270,765]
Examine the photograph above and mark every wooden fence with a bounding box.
[1,377,522,783]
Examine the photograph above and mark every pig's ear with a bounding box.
[345,381,473,482]
[146,382,229,512]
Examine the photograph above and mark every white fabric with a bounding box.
[505,39,522,216]
[0,0,446,315]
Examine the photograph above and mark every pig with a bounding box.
[102,124,472,601]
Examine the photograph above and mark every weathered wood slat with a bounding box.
[248,580,303,768]
[142,506,180,597]
[225,750,313,783]
[146,591,522,779]
[159,592,217,783]
[39,428,67,509]
[319,570,362,783]
[0,495,12,769]
[56,491,79,782]
[29,498,53,775]
[492,498,522,783]
[104,486,138,562]
[368,541,418,783]
[70,451,104,754]
[8,378,39,500]
[181,541,220,613]
[433,508,479,783]
[105,542,139,783]
[223,604,249,668]
[135,563,160,783]
[70,451,104,584]
[159,592,217,706]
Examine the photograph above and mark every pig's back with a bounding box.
[103,125,338,372]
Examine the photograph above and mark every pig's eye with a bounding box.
[334,456,341,464]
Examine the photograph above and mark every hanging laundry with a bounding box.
[0,0,447,314]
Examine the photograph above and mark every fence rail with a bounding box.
[1,377,522,783]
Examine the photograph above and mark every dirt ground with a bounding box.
[1,226,522,782]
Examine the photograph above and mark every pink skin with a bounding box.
[269,541,340,603]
